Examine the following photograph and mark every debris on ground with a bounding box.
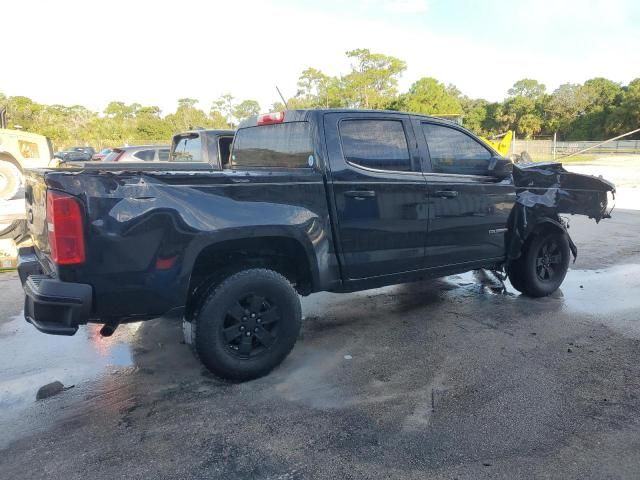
[36,381,64,400]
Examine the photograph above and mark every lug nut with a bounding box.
[240,326,245,331]
[242,316,247,321]
[245,332,251,336]
[254,327,259,332]
[250,313,256,318]
[257,318,262,323]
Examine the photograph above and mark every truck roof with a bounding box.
[237,109,459,128]
[173,129,235,137]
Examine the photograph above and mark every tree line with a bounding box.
[2,48,639,149]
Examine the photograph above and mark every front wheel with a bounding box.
[508,230,571,297]
[190,268,301,381]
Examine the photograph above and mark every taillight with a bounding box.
[257,111,285,125]
[46,190,85,265]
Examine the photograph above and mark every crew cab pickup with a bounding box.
[17,109,615,381]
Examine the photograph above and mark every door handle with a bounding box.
[345,190,376,199]
[435,190,458,198]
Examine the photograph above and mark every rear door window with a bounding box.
[339,119,411,172]
[231,122,312,168]
[171,134,202,162]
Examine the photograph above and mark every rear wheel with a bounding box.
[508,229,571,297]
[0,160,21,201]
[190,268,301,381]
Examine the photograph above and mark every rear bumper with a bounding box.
[18,247,92,336]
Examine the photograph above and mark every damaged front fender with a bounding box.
[513,162,615,220]
[507,162,616,261]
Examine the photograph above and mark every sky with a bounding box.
[2,0,639,115]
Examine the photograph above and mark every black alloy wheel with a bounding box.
[535,237,564,282]
[190,268,301,381]
[222,293,281,358]
[507,229,571,297]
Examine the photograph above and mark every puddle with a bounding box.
[560,264,640,315]
[1,261,638,440]
[450,264,640,321]
[0,314,135,417]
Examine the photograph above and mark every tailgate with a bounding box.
[23,169,52,259]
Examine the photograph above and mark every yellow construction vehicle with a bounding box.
[479,130,513,157]
[0,106,54,200]
[431,114,513,157]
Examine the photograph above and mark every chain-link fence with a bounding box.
[512,138,640,161]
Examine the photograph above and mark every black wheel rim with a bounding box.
[535,238,563,282]
[221,293,280,359]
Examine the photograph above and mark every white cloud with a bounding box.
[385,0,429,14]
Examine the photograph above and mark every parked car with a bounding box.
[170,129,235,167]
[69,146,96,159]
[102,145,170,162]
[53,146,96,163]
[92,148,112,161]
[53,150,89,162]
[17,109,614,381]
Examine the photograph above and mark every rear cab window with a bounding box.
[231,122,312,169]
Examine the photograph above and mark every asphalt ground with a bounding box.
[1,207,640,479]
[1,161,640,479]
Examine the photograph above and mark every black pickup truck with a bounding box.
[17,109,615,380]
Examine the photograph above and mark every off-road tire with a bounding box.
[0,160,21,201]
[508,230,571,297]
[190,268,301,381]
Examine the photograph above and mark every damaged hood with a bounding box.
[513,162,616,222]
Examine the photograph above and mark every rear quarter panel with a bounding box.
[38,168,338,321]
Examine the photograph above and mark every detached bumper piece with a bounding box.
[23,275,92,335]
[18,248,92,336]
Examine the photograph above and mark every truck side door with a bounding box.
[415,119,516,268]
[324,112,427,279]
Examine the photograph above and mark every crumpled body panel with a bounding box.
[513,162,615,220]
[507,162,616,261]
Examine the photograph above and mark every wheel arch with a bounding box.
[0,153,23,172]
[183,233,319,321]
[527,216,577,261]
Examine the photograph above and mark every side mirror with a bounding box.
[488,156,513,180]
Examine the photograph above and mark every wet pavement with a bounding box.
[1,211,640,479]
